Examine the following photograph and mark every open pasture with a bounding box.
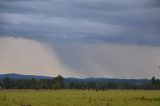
[0,90,160,106]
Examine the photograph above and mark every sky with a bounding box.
[0,0,160,78]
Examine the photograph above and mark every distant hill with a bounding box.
[0,73,52,79]
[0,73,150,84]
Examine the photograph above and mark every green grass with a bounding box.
[0,90,160,106]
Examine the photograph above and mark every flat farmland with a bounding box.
[0,90,160,106]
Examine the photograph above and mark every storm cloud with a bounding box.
[0,0,160,78]
[0,0,160,45]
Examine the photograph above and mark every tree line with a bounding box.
[0,75,160,90]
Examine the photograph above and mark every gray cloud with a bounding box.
[0,0,160,46]
[53,42,160,78]
[0,0,160,78]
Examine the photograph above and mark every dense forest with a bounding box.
[0,75,160,90]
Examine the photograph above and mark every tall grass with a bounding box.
[0,90,159,106]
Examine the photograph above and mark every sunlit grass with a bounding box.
[0,90,159,106]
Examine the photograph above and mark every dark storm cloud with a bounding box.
[1,0,160,78]
[0,0,160,46]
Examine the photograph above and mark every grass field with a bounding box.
[0,90,160,106]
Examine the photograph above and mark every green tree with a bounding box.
[53,75,64,89]
[151,76,156,84]
[3,77,15,89]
